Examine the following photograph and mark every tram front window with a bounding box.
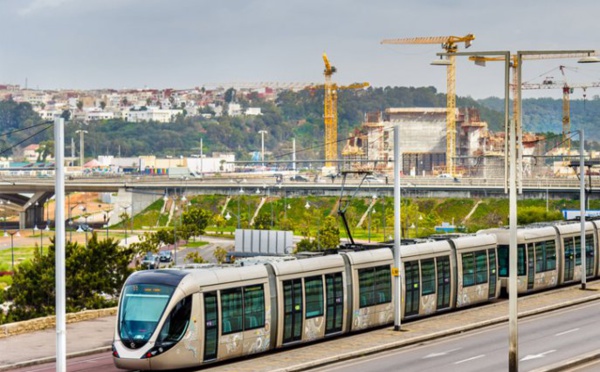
[119,284,175,347]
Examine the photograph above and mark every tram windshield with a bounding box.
[119,283,175,345]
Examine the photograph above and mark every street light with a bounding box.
[438,49,512,371]
[258,130,268,168]
[516,49,599,194]
[7,230,20,272]
[121,205,131,245]
[75,129,88,167]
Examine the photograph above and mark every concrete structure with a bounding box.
[124,107,183,123]
[346,107,547,179]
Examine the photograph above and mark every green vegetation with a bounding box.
[2,235,134,323]
[6,89,600,163]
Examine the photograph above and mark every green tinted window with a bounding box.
[305,276,324,318]
[421,259,435,295]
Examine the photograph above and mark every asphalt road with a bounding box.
[307,299,600,372]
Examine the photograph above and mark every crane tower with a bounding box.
[381,34,475,176]
[321,53,369,175]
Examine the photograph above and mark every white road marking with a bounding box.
[555,328,579,337]
[423,348,461,359]
[521,349,556,362]
[454,354,485,364]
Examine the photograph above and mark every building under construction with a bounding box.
[341,107,546,178]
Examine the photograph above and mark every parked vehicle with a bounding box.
[290,175,309,182]
[141,252,160,269]
[364,175,384,183]
[158,250,173,263]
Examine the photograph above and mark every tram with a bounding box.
[113,221,597,370]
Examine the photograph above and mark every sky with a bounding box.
[1,0,600,99]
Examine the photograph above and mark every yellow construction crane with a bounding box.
[321,53,369,173]
[381,34,475,176]
[522,65,600,153]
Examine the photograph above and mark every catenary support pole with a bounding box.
[55,118,66,372]
[580,129,586,290]
[393,125,402,331]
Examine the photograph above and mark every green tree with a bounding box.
[5,235,134,322]
[185,251,207,264]
[253,213,272,230]
[181,206,211,237]
[517,206,563,225]
[35,140,54,162]
[213,246,228,264]
[315,216,340,249]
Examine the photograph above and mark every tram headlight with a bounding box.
[140,341,176,359]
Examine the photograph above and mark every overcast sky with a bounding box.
[1,0,600,99]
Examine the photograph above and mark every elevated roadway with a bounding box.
[0,174,594,229]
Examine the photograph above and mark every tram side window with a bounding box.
[475,251,488,284]
[574,236,583,265]
[517,244,526,276]
[462,253,475,286]
[498,245,509,277]
[222,285,265,334]
[462,250,488,287]
[358,266,391,308]
[305,276,324,318]
[244,285,265,330]
[535,240,557,273]
[420,259,435,295]
[221,288,243,334]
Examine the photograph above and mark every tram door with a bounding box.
[527,245,535,290]
[283,279,303,344]
[488,249,497,298]
[564,238,575,282]
[203,292,218,361]
[404,261,420,317]
[325,273,343,335]
[436,256,451,309]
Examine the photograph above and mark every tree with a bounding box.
[60,109,71,122]
[181,206,211,237]
[185,251,207,264]
[213,246,228,264]
[5,234,134,322]
[315,216,340,249]
[253,213,271,230]
[35,140,54,162]
[100,101,107,110]
[76,101,83,111]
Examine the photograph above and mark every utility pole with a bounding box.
[75,129,88,168]
[200,137,203,176]
[258,130,268,167]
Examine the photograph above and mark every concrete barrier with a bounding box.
[0,307,117,338]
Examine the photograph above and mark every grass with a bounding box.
[182,241,209,248]
[0,246,39,272]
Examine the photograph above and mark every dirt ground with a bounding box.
[5,192,112,225]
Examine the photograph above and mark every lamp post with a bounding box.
[258,130,268,168]
[437,49,511,371]
[577,129,586,289]
[369,194,377,243]
[121,205,131,245]
[7,230,20,272]
[516,50,599,194]
[68,219,73,242]
[75,129,88,167]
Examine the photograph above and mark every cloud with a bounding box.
[18,0,75,15]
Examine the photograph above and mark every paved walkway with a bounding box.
[1,281,600,371]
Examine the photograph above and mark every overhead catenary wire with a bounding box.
[0,121,53,138]
[0,124,53,157]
